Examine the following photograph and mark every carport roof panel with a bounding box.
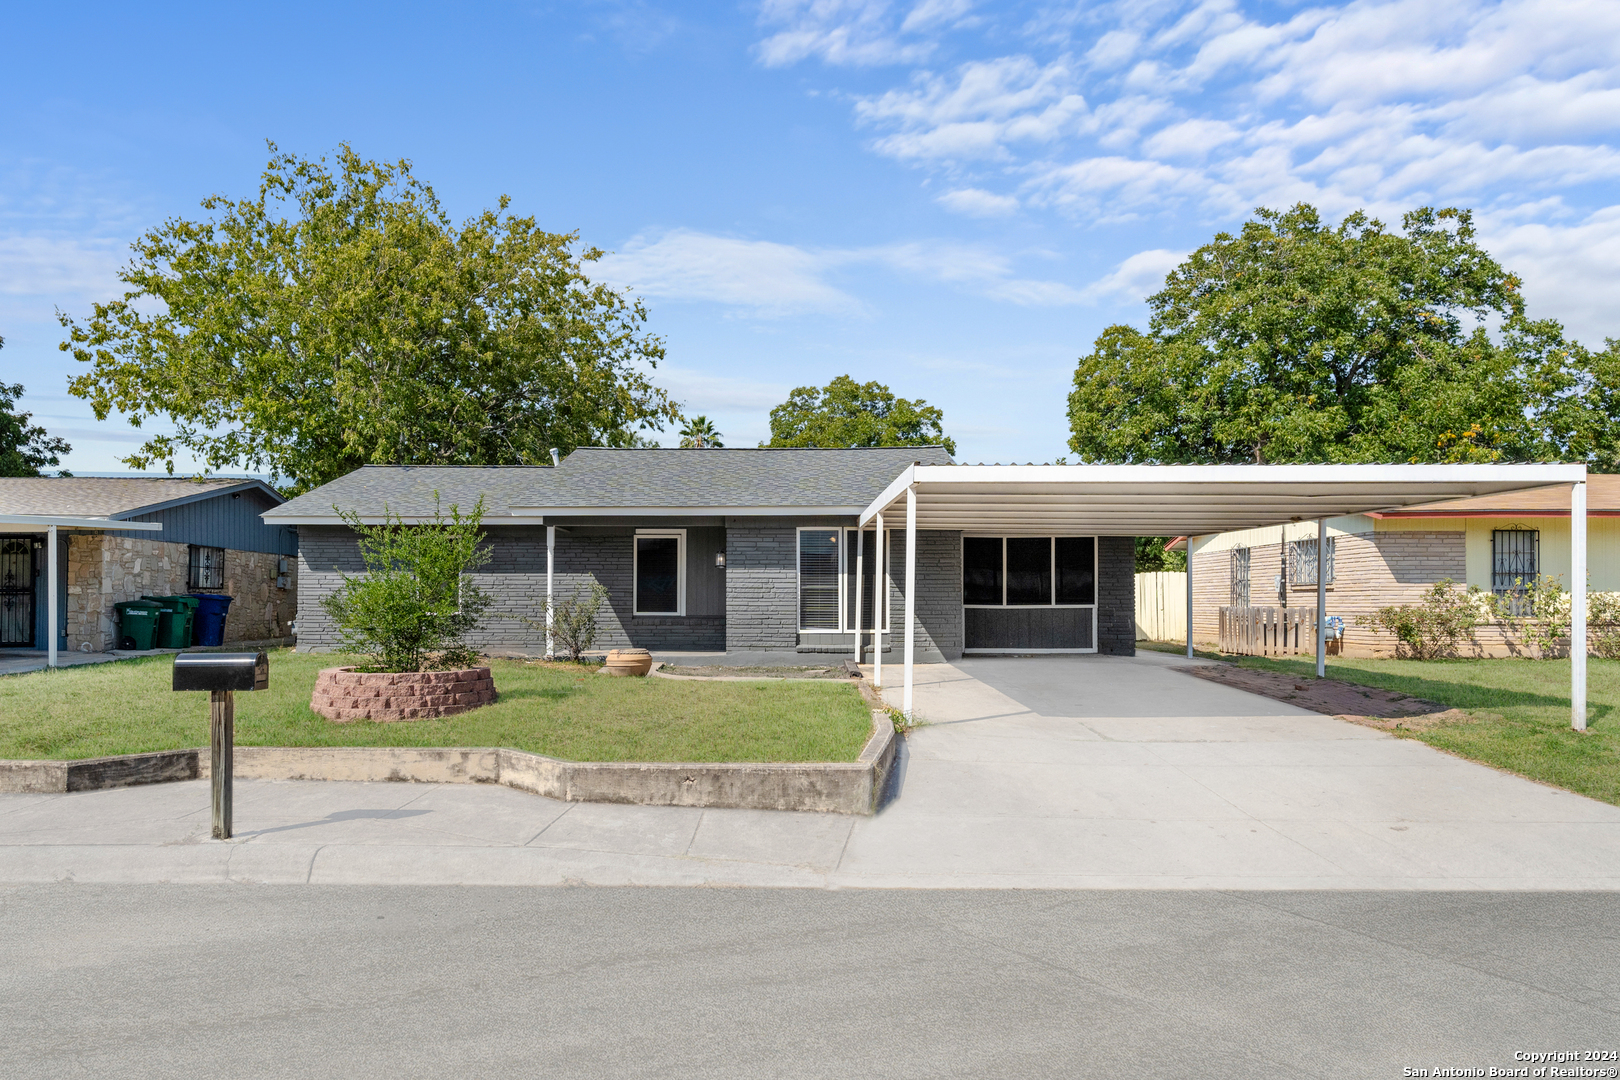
[857,463,1588,534]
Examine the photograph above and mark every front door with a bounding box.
[0,538,36,647]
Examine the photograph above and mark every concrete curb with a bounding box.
[0,711,896,815]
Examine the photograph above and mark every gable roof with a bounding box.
[264,447,955,523]
[1369,474,1619,517]
[0,476,283,520]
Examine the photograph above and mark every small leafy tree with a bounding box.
[539,583,609,662]
[1359,580,1480,660]
[321,497,491,672]
[767,375,956,456]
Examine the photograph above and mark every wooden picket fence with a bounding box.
[1219,606,1319,656]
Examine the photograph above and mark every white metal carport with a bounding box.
[855,463,1592,730]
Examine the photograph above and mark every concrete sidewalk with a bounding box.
[4,653,1620,889]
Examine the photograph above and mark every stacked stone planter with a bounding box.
[311,667,496,722]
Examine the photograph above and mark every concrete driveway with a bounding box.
[3,652,1619,888]
[861,651,1620,888]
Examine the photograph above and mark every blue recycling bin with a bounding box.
[191,594,234,646]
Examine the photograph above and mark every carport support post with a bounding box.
[46,524,57,669]
[903,486,916,719]
[1572,480,1587,731]
[1184,537,1193,659]
[1316,518,1327,679]
[545,525,555,659]
[211,689,233,840]
[853,528,864,666]
[874,513,884,688]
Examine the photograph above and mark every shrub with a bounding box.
[321,497,491,673]
[542,583,609,662]
[1359,580,1480,660]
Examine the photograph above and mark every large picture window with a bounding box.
[634,530,684,615]
[961,537,1096,606]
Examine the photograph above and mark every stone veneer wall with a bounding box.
[65,534,296,652]
[1097,536,1137,656]
[298,525,725,655]
[1190,530,1469,657]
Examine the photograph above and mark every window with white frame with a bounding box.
[961,537,1096,606]
[798,528,885,632]
[633,530,684,615]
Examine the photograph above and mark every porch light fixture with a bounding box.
[715,552,726,568]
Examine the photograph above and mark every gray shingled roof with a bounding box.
[0,477,270,518]
[265,447,953,520]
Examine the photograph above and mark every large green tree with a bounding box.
[1067,204,1619,468]
[1,337,72,477]
[766,375,957,457]
[61,144,677,493]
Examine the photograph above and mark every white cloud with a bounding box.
[856,56,1088,161]
[763,0,1620,260]
[595,229,859,316]
[1481,206,1620,347]
[1079,248,1186,303]
[599,227,1100,313]
[755,0,944,67]
[653,365,793,413]
[0,235,124,298]
[937,187,1019,216]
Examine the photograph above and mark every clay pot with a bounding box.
[604,648,654,677]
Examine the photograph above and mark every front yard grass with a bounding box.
[1142,641,1620,806]
[0,650,875,764]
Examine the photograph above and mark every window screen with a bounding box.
[188,545,224,591]
[962,537,1003,605]
[799,529,840,629]
[1005,538,1053,605]
[1054,537,1095,604]
[635,536,680,614]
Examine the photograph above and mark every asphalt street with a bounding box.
[3,886,1617,1079]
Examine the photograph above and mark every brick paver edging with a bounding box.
[311,666,497,721]
[0,711,897,815]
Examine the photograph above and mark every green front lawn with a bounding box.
[1176,646,1620,806]
[0,651,875,764]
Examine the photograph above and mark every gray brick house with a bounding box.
[266,447,1139,662]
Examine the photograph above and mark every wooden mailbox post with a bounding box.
[173,652,268,840]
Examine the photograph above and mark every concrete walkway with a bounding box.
[4,652,1619,888]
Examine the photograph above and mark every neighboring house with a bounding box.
[266,448,1139,660]
[0,477,299,653]
[1178,475,1619,656]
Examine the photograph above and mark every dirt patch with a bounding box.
[1185,664,1470,729]
[654,665,856,681]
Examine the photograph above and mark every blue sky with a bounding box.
[3,0,1617,473]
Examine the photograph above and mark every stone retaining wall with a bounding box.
[311,666,497,721]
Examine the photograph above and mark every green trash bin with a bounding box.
[143,595,197,649]
[113,600,161,651]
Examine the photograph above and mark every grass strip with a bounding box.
[0,650,874,764]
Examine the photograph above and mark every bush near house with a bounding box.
[1360,577,1620,660]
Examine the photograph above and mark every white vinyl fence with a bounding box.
[1134,571,1187,642]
